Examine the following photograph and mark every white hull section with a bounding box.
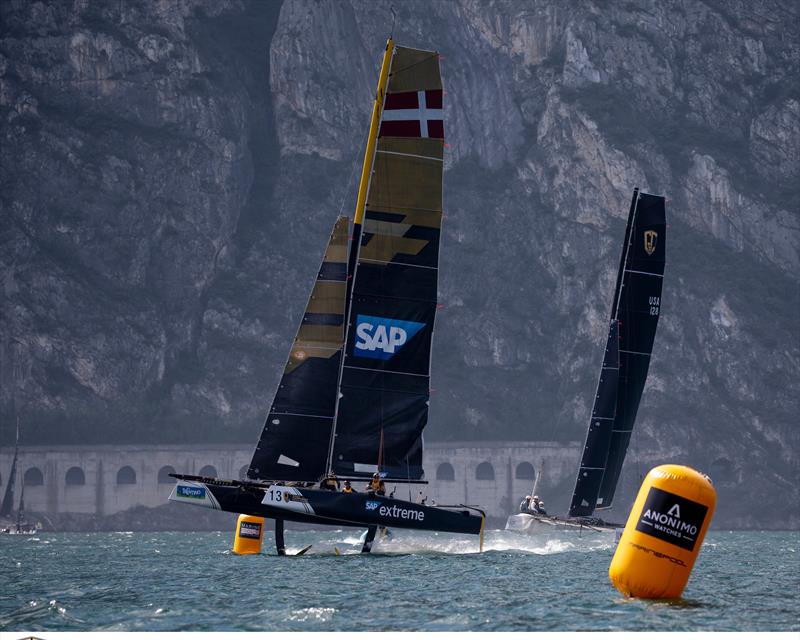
[168,480,221,510]
[505,513,618,536]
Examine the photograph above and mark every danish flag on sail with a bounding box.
[380,90,444,139]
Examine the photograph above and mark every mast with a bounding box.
[530,459,545,498]
[327,38,395,476]
[345,38,395,307]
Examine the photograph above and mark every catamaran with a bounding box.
[506,188,666,534]
[169,38,486,554]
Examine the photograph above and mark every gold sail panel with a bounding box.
[367,151,443,218]
[284,216,348,375]
[387,47,442,93]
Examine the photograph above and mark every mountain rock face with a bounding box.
[1,0,797,527]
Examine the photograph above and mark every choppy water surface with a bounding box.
[1,529,797,631]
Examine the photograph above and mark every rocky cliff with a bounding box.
[1,0,798,527]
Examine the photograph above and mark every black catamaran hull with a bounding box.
[169,475,484,540]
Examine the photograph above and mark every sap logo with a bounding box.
[365,500,381,511]
[177,485,206,500]
[353,315,425,360]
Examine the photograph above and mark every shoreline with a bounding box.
[7,503,798,533]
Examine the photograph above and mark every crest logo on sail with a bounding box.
[644,230,658,256]
[354,315,425,360]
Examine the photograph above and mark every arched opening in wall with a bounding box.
[239,465,249,481]
[116,466,137,485]
[24,467,44,486]
[709,457,736,484]
[158,465,177,484]
[475,462,494,481]
[65,466,86,486]
[198,465,217,478]
[515,462,535,481]
[436,462,455,481]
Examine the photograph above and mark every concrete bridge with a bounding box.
[0,441,582,522]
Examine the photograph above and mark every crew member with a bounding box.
[342,480,355,493]
[531,496,547,515]
[320,473,340,491]
[519,495,532,512]
[367,472,386,496]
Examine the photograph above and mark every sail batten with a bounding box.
[569,190,666,517]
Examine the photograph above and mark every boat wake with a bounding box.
[282,528,614,556]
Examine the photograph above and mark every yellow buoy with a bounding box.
[609,464,716,599]
[232,514,265,555]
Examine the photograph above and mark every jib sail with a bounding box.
[247,217,349,481]
[569,189,666,517]
[329,45,445,480]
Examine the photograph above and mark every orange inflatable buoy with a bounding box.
[609,464,716,599]
[232,514,265,555]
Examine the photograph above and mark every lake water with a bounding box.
[1,529,798,632]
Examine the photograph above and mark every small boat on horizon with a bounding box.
[1,419,41,536]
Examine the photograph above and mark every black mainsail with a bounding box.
[569,189,666,517]
[330,46,444,480]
